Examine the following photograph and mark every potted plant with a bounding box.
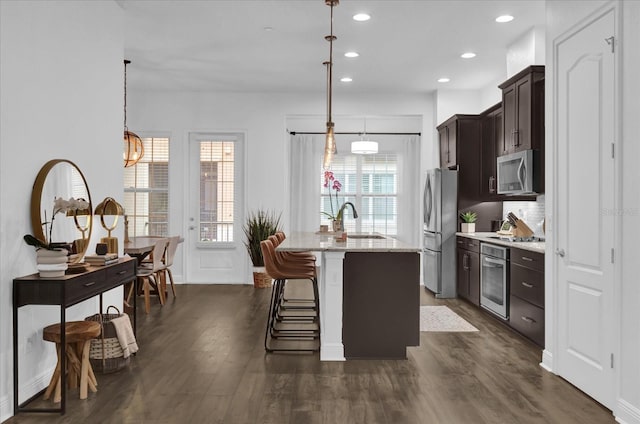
[459,211,477,233]
[243,209,281,288]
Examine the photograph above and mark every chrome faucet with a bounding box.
[336,202,358,231]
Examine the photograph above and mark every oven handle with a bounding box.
[482,256,505,266]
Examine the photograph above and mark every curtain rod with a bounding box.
[289,131,421,136]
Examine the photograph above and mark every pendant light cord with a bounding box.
[124,59,130,131]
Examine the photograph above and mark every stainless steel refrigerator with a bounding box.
[423,168,458,298]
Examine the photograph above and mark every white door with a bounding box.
[186,132,247,283]
[555,8,616,408]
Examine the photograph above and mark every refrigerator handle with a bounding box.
[424,176,432,226]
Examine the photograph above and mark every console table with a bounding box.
[13,257,137,415]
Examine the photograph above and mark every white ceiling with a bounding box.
[120,0,546,94]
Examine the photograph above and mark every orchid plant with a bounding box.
[24,197,90,250]
[322,170,343,221]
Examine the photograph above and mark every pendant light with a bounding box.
[351,117,378,154]
[322,0,339,170]
[123,60,143,167]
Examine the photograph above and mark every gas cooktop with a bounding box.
[488,235,545,243]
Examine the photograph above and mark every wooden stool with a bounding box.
[42,321,101,402]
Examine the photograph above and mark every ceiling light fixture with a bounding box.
[341,77,352,82]
[461,52,476,59]
[438,77,451,83]
[344,51,359,58]
[351,117,378,155]
[123,60,143,167]
[495,15,514,23]
[323,0,339,170]
[353,13,370,22]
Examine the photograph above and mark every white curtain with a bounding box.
[289,134,323,232]
[396,135,421,245]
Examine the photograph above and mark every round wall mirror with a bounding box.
[30,159,93,263]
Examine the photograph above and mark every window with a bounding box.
[321,154,398,235]
[124,137,169,237]
[198,140,235,242]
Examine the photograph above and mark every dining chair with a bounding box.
[134,238,169,314]
[160,235,181,298]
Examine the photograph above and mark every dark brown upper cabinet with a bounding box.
[438,119,457,169]
[498,65,545,156]
[480,103,502,201]
[437,115,480,171]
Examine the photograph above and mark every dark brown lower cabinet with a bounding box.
[456,237,480,306]
[508,247,545,347]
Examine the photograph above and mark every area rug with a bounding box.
[419,306,479,332]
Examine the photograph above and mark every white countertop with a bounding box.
[456,231,546,254]
[277,232,420,253]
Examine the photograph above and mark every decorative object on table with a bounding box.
[123,59,144,167]
[321,170,358,232]
[351,117,378,154]
[243,209,282,288]
[123,214,130,243]
[95,242,108,255]
[419,306,479,332]
[94,197,124,254]
[322,0,339,170]
[29,159,93,264]
[459,210,477,233]
[67,198,92,257]
[24,196,90,277]
[84,253,119,266]
[85,306,135,374]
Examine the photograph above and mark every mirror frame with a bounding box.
[30,159,93,263]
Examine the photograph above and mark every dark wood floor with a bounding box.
[7,284,614,424]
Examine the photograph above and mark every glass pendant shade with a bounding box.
[351,140,378,154]
[323,124,336,169]
[124,130,144,167]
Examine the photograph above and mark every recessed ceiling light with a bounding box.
[353,13,371,22]
[344,52,359,58]
[263,26,274,31]
[438,78,450,83]
[340,77,353,82]
[495,15,514,23]
[461,52,476,59]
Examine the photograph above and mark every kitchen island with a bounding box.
[277,232,421,361]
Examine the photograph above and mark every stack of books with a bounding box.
[84,253,119,266]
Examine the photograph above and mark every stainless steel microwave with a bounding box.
[497,149,536,195]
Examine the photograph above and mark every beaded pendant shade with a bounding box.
[123,60,143,167]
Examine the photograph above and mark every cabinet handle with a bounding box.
[117,270,127,275]
[514,129,520,147]
[521,281,534,288]
[521,316,535,324]
[83,281,96,287]
[489,176,495,193]
[511,129,516,147]
[521,256,534,262]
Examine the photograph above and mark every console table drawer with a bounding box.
[106,260,136,283]
[66,269,108,305]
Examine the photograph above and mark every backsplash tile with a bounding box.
[503,195,545,237]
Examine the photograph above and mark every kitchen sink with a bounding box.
[347,233,386,239]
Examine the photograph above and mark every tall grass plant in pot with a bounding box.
[243,210,281,288]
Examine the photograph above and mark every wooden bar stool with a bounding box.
[42,321,101,402]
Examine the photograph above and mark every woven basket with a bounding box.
[253,270,272,288]
[85,306,130,374]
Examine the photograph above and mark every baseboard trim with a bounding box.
[320,343,345,361]
[616,399,640,424]
[540,349,554,373]
[1,367,55,421]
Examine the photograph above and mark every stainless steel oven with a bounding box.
[480,243,509,319]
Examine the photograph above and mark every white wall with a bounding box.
[434,89,482,126]
[128,90,433,282]
[545,1,640,423]
[506,25,546,77]
[0,1,124,420]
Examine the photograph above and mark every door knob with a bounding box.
[555,248,565,257]
[189,225,196,230]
